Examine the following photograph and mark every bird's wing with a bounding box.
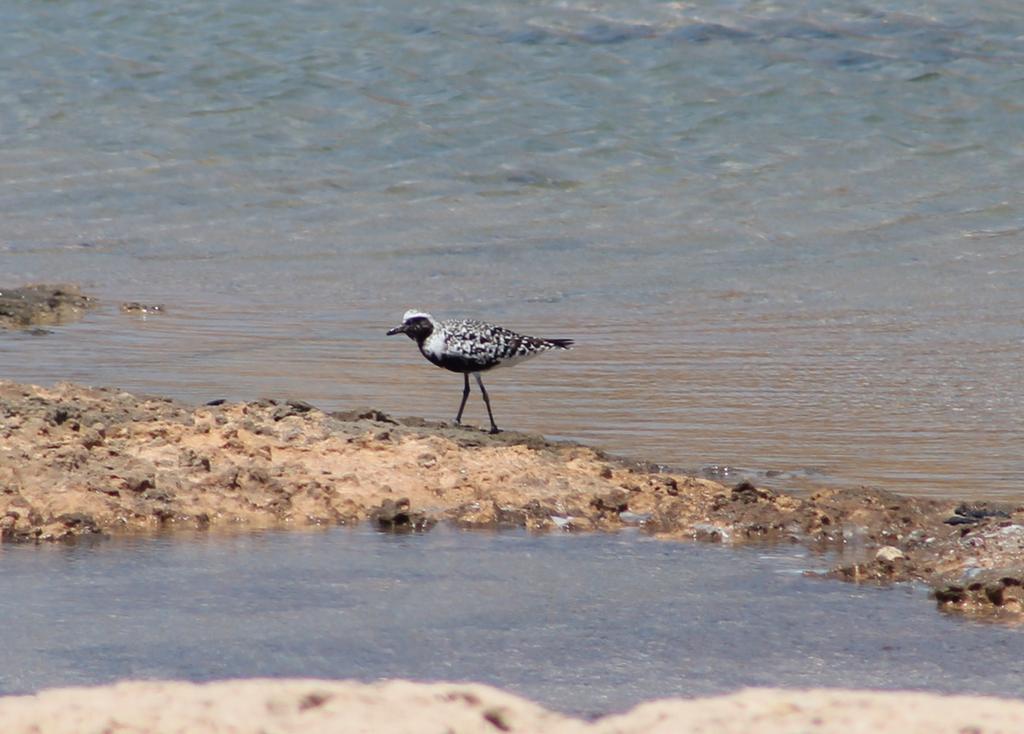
[440,320,500,360]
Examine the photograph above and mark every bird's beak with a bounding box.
[386,324,405,336]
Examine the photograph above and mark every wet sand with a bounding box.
[3,679,1024,734]
[1,378,1021,620]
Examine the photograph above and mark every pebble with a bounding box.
[875,546,906,563]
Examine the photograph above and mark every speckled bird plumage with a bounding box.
[387,309,573,433]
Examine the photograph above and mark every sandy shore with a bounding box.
[3,679,1024,734]
[2,379,1022,619]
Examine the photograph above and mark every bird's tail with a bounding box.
[546,338,574,350]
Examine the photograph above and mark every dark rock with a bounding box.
[47,407,72,426]
[933,585,967,604]
[591,489,629,514]
[944,515,978,526]
[56,512,101,535]
[945,503,1012,525]
[152,507,176,523]
[494,505,528,527]
[731,481,775,503]
[985,582,1007,606]
[371,498,433,532]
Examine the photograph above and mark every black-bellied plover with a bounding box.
[386,310,573,433]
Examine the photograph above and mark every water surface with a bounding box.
[1,0,1022,497]
[2,528,1023,715]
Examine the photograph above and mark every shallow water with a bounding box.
[1,528,1022,715]
[2,0,1023,497]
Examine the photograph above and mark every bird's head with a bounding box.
[386,310,436,341]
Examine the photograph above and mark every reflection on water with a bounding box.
[1,0,1022,498]
[1,528,1023,716]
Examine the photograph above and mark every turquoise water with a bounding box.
[1,1,1022,496]
[2,528,1023,715]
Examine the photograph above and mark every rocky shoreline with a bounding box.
[1,379,1022,620]
[3,679,1023,734]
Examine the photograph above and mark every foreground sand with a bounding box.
[2,679,1024,734]
[1,379,1022,619]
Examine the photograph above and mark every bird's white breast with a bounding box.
[421,330,447,361]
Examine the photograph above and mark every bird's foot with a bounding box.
[488,426,501,435]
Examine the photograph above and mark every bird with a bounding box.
[386,309,573,434]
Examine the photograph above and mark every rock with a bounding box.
[0,284,96,329]
[55,512,101,536]
[272,400,315,421]
[693,523,731,543]
[658,476,679,495]
[590,489,629,514]
[47,407,72,426]
[371,498,433,532]
[121,471,156,494]
[451,501,498,527]
[945,503,1012,525]
[875,546,906,563]
[731,481,775,504]
[80,428,104,449]
[933,584,967,605]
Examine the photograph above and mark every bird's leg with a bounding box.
[455,372,471,426]
[474,373,500,434]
